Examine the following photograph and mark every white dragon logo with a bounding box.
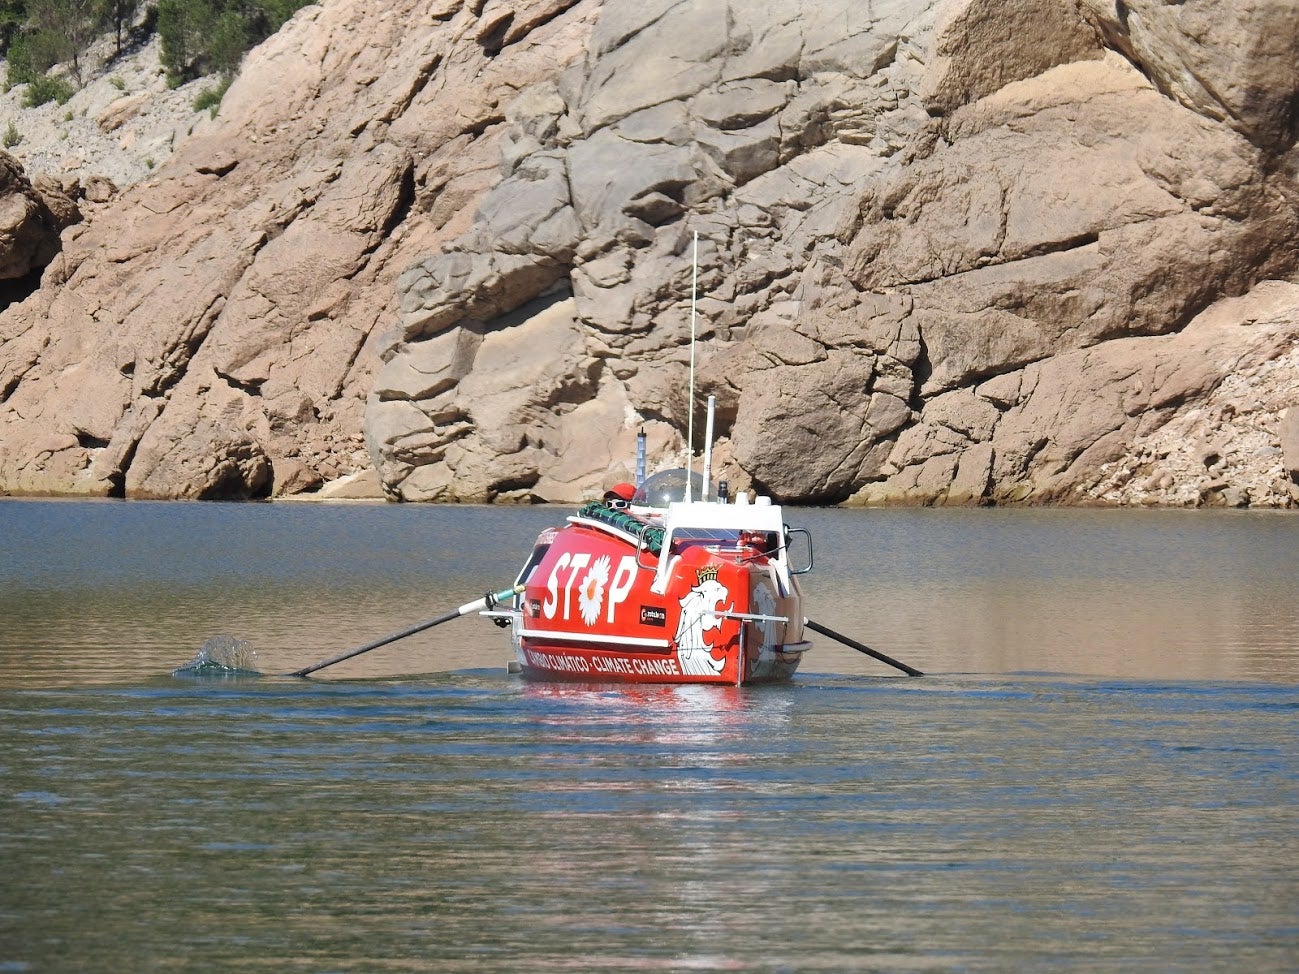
[675,577,731,676]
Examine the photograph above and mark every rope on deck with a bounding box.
[575,502,665,555]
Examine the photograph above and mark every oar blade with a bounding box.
[805,618,924,677]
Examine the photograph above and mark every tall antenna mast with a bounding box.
[686,231,698,503]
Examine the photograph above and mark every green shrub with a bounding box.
[2,120,20,148]
[6,26,62,86]
[192,76,228,116]
[14,0,99,86]
[0,0,25,58]
[22,72,74,106]
[159,0,311,84]
[103,0,139,57]
[253,0,303,30]
[208,8,249,75]
[157,0,213,84]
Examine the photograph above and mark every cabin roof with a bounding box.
[662,500,785,533]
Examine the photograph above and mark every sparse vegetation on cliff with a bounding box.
[2,0,311,99]
[156,0,311,84]
[3,0,132,93]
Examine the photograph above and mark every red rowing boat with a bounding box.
[282,232,920,684]
[484,232,822,684]
[489,468,815,685]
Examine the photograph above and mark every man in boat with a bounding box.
[603,482,636,510]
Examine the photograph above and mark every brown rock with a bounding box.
[1282,409,1299,483]
[271,457,324,496]
[923,0,1105,114]
[1081,0,1299,153]
[0,151,76,287]
[370,0,942,501]
[849,52,1294,396]
[315,467,385,500]
[0,0,595,499]
[82,175,118,204]
[30,174,81,229]
[98,94,150,134]
[948,441,995,504]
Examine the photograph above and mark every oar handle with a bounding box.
[804,618,924,677]
[289,585,521,677]
[457,586,521,615]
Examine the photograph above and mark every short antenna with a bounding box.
[635,427,646,487]
[702,395,715,502]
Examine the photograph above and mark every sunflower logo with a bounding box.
[577,555,611,626]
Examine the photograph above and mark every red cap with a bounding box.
[603,482,636,502]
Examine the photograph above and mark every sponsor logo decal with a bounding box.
[640,605,667,627]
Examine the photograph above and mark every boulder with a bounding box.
[0,151,79,289]
[1080,0,1299,153]
[922,0,1106,114]
[1279,409,1299,483]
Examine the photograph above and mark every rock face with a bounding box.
[0,151,79,296]
[1283,406,1299,486]
[372,0,940,501]
[0,0,601,497]
[372,0,1299,506]
[1,0,1297,506]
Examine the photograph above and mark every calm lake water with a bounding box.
[1,500,1297,971]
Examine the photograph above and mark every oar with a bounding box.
[804,618,924,677]
[288,585,521,678]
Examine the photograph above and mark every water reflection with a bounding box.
[2,496,1294,971]
[1,669,1295,970]
[522,681,780,741]
[803,507,1299,683]
[2,500,1298,686]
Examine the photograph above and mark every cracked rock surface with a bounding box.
[1,0,1297,506]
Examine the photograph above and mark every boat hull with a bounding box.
[503,513,810,686]
[511,630,806,686]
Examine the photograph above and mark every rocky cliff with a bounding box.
[1,0,1297,506]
